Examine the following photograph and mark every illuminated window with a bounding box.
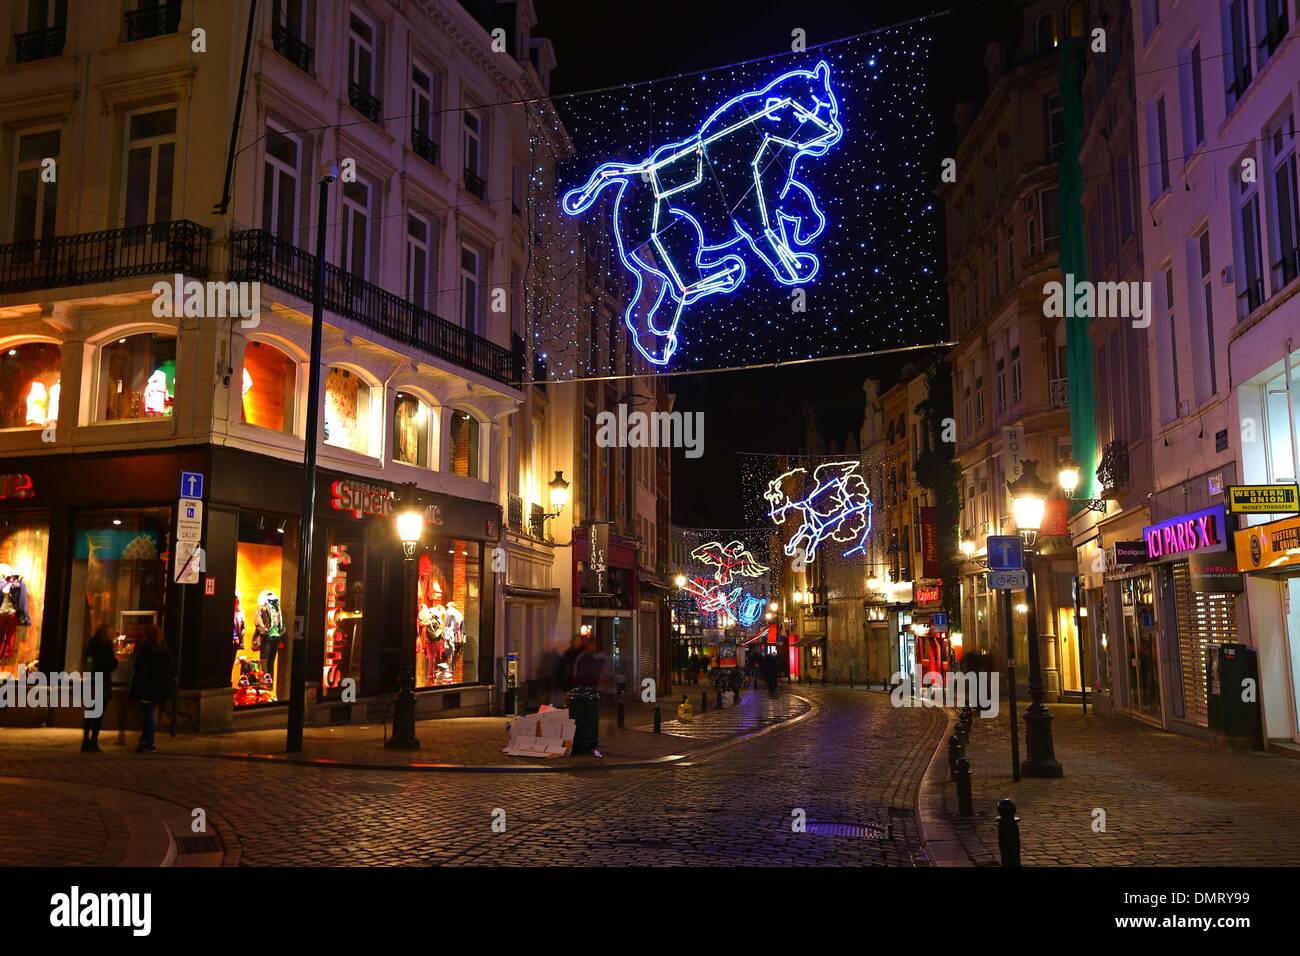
[241,342,296,434]
[97,333,176,421]
[0,342,61,429]
[448,409,479,479]
[393,392,431,467]
[323,367,372,454]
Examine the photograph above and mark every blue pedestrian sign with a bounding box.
[986,535,1023,571]
[179,471,205,499]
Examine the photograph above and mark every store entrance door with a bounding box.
[1285,576,1300,744]
[581,612,632,694]
[1121,576,1162,724]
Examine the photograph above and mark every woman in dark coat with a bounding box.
[128,624,173,753]
[81,625,117,752]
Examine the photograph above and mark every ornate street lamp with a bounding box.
[1007,459,1063,778]
[546,470,570,516]
[1058,455,1107,513]
[960,536,976,558]
[673,572,687,589]
[387,482,424,750]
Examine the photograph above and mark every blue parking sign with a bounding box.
[986,535,1023,571]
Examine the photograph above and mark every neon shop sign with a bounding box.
[1142,505,1226,559]
[0,474,34,500]
[330,479,444,525]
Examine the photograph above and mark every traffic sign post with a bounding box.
[1002,587,1021,783]
[179,471,205,500]
[986,535,1024,571]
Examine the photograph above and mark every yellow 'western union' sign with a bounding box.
[1226,484,1299,514]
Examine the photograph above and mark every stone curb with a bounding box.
[914,708,976,867]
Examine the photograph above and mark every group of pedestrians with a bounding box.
[79,622,174,754]
[551,633,609,706]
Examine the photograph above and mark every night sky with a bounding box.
[535,0,1020,527]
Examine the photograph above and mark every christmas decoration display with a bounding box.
[765,460,873,564]
[561,61,843,366]
[529,32,938,376]
[680,539,768,624]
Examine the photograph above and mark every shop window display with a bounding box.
[0,514,48,677]
[97,333,177,421]
[448,410,479,478]
[231,512,297,706]
[393,392,431,467]
[241,342,296,433]
[415,540,481,687]
[322,527,365,697]
[0,342,61,430]
[66,509,169,677]
[324,367,372,454]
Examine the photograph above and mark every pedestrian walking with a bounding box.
[81,625,117,753]
[573,635,606,689]
[128,624,173,753]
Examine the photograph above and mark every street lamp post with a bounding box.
[1008,460,1063,778]
[286,162,337,754]
[387,483,424,750]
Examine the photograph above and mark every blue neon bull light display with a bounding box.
[561,61,843,366]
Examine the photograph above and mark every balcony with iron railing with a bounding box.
[125,0,182,42]
[0,220,210,295]
[1095,439,1130,496]
[411,127,439,168]
[230,228,516,387]
[508,494,524,534]
[272,25,313,72]
[1049,377,1069,410]
[14,25,65,62]
[348,82,382,124]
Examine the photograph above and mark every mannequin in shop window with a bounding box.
[0,566,32,664]
[254,589,284,684]
[417,569,446,684]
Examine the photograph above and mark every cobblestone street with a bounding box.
[0,686,944,866]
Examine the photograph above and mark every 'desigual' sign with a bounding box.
[1142,504,1227,560]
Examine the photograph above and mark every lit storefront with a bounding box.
[1235,514,1300,746]
[1142,502,1240,734]
[0,447,498,732]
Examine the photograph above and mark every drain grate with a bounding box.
[175,834,223,855]
[805,820,889,840]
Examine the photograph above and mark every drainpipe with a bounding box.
[215,0,259,216]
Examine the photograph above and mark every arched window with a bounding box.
[323,367,373,454]
[393,392,432,467]
[1036,12,1057,53]
[0,342,61,429]
[241,341,297,434]
[97,332,177,421]
[448,410,480,479]
[1067,1,1085,38]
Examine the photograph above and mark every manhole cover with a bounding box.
[805,821,888,840]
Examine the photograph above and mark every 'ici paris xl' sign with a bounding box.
[1142,504,1226,559]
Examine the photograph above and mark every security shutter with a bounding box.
[1172,561,1237,726]
[638,602,657,687]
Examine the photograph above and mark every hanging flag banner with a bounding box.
[527,32,939,376]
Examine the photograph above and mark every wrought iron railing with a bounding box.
[411,127,439,167]
[125,0,182,42]
[1096,439,1130,494]
[14,25,65,62]
[348,82,382,123]
[529,504,546,541]
[230,228,515,386]
[464,168,487,200]
[1049,377,1069,409]
[272,25,313,72]
[508,494,524,534]
[0,220,209,294]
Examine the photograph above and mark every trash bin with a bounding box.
[565,686,600,754]
[1207,642,1263,748]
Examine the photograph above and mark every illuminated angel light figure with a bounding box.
[736,592,766,628]
[561,61,843,366]
[765,460,873,565]
[681,540,769,621]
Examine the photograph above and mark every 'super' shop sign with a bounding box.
[330,479,444,526]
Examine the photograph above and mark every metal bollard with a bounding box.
[849,671,855,689]
[997,799,1021,867]
[955,717,970,750]
[955,756,973,816]
[947,733,964,776]
[716,686,724,709]
[700,691,708,713]
[617,691,625,729]
[653,703,662,734]
[734,683,742,704]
